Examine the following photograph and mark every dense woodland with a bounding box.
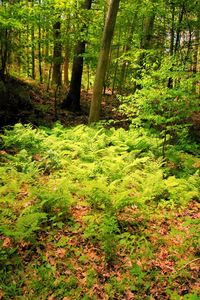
[0,0,200,299]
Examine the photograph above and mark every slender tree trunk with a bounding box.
[0,29,8,81]
[183,24,192,71]
[38,0,43,83]
[112,35,120,94]
[38,27,43,82]
[168,3,175,88]
[64,18,70,85]
[103,48,112,94]
[136,13,155,90]
[26,25,31,77]
[45,29,49,60]
[168,3,185,88]
[52,18,62,86]
[119,6,138,93]
[31,0,35,79]
[193,19,199,94]
[140,14,155,50]
[174,3,184,54]
[87,64,90,91]
[89,0,120,123]
[0,0,8,80]
[62,0,92,111]
[31,26,35,79]
[170,4,175,56]
[64,44,70,85]
[193,27,199,74]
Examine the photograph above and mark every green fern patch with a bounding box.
[0,122,199,299]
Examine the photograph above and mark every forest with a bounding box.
[0,0,200,299]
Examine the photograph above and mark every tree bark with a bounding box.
[168,2,185,88]
[140,14,155,50]
[167,2,175,88]
[193,26,199,74]
[62,0,92,111]
[31,0,35,80]
[38,0,43,83]
[89,0,120,123]
[136,13,155,90]
[0,29,8,81]
[52,19,62,86]
[174,3,184,54]
[64,44,70,85]
[31,25,35,79]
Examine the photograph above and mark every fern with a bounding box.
[99,213,119,263]
[1,123,46,154]
[0,211,47,241]
[0,122,199,269]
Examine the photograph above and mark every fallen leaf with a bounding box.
[125,289,135,300]
[55,248,66,259]
[0,151,7,155]
[2,237,11,248]
[0,290,4,300]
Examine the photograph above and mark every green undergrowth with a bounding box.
[0,123,199,299]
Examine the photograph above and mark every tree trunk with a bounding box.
[174,3,184,54]
[26,25,31,77]
[112,34,120,94]
[89,0,120,123]
[0,29,8,81]
[193,26,199,74]
[140,14,155,50]
[31,25,35,79]
[167,3,175,88]
[64,18,70,85]
[52,19,62,86]
[193,17,200,94]
[168,3,185,88]
[136,13,155,90]
[62,0,92,111]
[64,44,70,85]
[38,0,43,83]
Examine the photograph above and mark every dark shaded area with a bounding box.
[0,76,54,128]
[0,76,33,127]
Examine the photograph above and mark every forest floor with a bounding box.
[0,76,200,300]
[0,75,129,129]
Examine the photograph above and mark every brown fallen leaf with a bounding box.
[55,248,66,259]
[0,151,7,155]
[125,289,135,300]
[48,296,56,300]
[2,237,11,248]
[33,154,42,161]
[0,290,4,300]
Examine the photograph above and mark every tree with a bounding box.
[89,0,120,123]
[38,0,43,83]
[52,16,62,86]
[61,0,92,112]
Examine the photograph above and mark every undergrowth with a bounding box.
[0,123,199,299]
